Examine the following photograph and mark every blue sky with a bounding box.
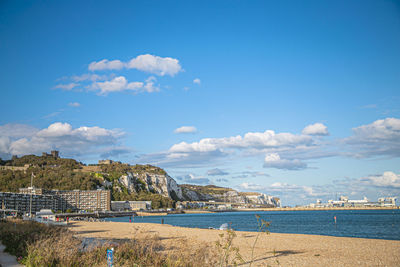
[1,0,399,205]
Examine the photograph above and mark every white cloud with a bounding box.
[170,130,312,153]
[302,123,329,136]
[237,181,330,206]
[127,54,182,76]
[68,102,80,107]
[0,124,38,138]
[174,126,197,134]
[193,78,201,85]
[263,153,307,170]
[139,128,323,168]
[54,83,79,90]
[345,117,400,157]
[142,76,159,93]
[207,168,229,176]
[177,173,211,185]
[360,171,400,188]
[90,76,160,95]
[92,76,143,95]
[231,171,270,179]
[71,73,107,82]
[88,59,124,71]
[0,122,128,159]
[139,117,400,170]
[88,54,182,77]
[237,171,400,206]
[239,182,266,191]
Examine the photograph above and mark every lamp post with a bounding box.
[29,172,35,218]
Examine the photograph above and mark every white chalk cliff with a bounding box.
[118,172,183,200]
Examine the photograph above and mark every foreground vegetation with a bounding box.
[0,220,216,267]
[0,214,272,267]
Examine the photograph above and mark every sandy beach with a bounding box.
[69,221,400,266]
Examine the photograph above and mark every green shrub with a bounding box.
[0,220,216,267]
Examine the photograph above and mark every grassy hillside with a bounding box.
[0,154,174,208]
[0,155,101,192]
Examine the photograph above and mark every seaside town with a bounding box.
[1,151,397,223]
[1,151,399,266]
[1,1,400,266]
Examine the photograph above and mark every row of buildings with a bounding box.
[309,196,397,208]
[1,187,111,213]
[1,187,154,214]
[175,200,276,210]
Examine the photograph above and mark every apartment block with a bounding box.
[111,200,151,211]
[51,189,111,211]
[14,188,111,212]
[0,192,58,213]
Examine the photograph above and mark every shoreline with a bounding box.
[183,206,399,213]
[69,221,400,266]
[102,219,400,241]
[131,206,399,216]
[125,207,400,217]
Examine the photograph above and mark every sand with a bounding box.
[69,221,400,266]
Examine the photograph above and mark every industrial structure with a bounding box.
[309,196,397,208]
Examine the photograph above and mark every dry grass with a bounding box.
[0,220,220,267]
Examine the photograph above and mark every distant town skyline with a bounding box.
[0,1,399,205]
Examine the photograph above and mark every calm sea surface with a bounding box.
[106,209,400,240]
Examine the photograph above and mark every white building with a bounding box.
[35,209,56,222]
[111,201,152,211]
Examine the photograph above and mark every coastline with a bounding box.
[132,207,400,217]
[182,206,399,213]
[70,221,400,266]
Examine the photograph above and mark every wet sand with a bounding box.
[69,221,400,266]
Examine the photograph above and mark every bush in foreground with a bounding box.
[0,220,217,267]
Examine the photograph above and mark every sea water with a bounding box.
[106,209,400,240]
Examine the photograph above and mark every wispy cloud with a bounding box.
[344,117,400,158]
[360,104,377,109]
[68,102,80,107]
[193,78,201,85]
[231,171,270,179]
[90,76,159,95]
[139,128,319,168]
[70,73,109,82]
[53,83,79,90]
[89,54,182,77]
[88,59,124,71]
[237,171,400,206]
[0,122,129,159]
[139,118,400,170]
[174,126,197,134]
[207,168,229,176]
[263,153,307,170]
[176,173,211,185]
[55,54,180,95]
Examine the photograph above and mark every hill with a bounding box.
[0,154,174,208]
[0,153,280,208]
